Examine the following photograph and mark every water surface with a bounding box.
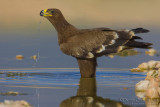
[0,68,146,107]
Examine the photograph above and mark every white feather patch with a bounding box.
[86,97,94,104]
[76,52,80,56]
[129,31,135,36]
[124,29,130,32]
[87,52,94,58]
[118,46,125,52]
[109,40,115,45]
[96,45,105,53]
[117,29,129,32]
[96,102,105,107]
[114,33,119,39]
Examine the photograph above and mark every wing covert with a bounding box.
[60,28,133,59]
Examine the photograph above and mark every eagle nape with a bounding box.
[40,8,153,78]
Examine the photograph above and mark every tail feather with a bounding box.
[128,28,152,49]
[131,28,150,34]
[125,40,153,49]
[131,36,143,40]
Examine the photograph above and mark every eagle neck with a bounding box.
[47,16,78,44]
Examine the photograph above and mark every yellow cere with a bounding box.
[43,9,52,16]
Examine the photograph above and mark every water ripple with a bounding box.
[0,68,146,88]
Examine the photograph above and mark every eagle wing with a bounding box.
[60,28,134,59]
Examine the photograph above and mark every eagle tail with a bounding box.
[125,40,153,49]
[131,36,143,40]
[131,28,150,34]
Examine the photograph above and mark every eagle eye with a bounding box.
[51,10,54,14]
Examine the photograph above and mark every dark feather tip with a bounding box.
[131,36,143,40]
[132,28,150,34]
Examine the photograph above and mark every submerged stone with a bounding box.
[0,100,32,107]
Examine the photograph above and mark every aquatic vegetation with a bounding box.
[145,49,160,57]
[108,49,140,58]
[145,49,157,56]
[0,100,33,107]
[116,49,140,57]
[30,55,37,60]
[131,60,160,72]
[6,72,27,77]
[0,91,27,96]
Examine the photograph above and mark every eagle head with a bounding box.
[40,8,62,17]
[40,8,66,24]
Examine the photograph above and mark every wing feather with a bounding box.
[60,28,133,58]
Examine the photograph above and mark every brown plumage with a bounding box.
[40,8,152,77]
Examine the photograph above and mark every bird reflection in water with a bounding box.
[60,78,129,107]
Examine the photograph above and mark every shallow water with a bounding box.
[0,68,146,107]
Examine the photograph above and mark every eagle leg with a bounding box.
[77,58,97,78]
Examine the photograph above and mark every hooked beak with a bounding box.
[40,9,52,16]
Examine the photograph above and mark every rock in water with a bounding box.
[0,100,32,107]
[16,55,24,60]
[145,49,157,56]
[148,60,158,69]
[135,80,150,91]
[131,60,160,72]
[138,62,149,70]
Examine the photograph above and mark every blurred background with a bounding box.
[0,0,159,68]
